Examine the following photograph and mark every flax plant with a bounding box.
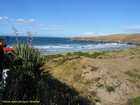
[5,43,46,101]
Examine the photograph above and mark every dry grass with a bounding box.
[72,33,140,44]
[45,46,140,105]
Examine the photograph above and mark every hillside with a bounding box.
[45,46,140,105]
[71,33,140,44]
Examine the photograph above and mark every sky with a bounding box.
[0,0,140,37]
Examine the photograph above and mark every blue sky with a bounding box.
[0,0,140,37]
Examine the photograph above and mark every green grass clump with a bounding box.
[57,56,81,65]
[106,85,115,92]
[47,51,105,64]
[129,96,140,105]
[45,54,64,61]
[73,52,105,59]
[125,70,140,80]
[96,83,104,88]
[81,80,92,86]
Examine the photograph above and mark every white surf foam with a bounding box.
[34,43,134,54]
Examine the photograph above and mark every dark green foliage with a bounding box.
[57,56,81,65]
[73,52,105,59]
[4,43,92,105]
[96,83,104,88]
[106,85,115,92]
[5,44,46,101]
[45,54,64,61]
[50,51,105,65]
[128,96,140,105]
[125,70,140,80]
[82,80,92,86]
[45,51,104,66]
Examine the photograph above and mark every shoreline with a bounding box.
[43,45,136,55]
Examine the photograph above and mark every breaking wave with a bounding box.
[34,43,135,54]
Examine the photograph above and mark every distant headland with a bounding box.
[71,33,140,45]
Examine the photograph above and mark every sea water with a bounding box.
[1,36,135,54]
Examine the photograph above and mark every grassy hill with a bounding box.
[71,33,140,44]
[45,46,140,105]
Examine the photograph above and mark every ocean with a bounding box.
[1,36,135,54]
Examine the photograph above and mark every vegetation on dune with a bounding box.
[96,83,104,88]
[3,43,93,105]
[47,51,105,66]
[45,54,64,61]
[44,46,140,105]
[5,44,46,101]
[125,70,140,80]
[105,85,116,93]
[128,96,140,105]
[46,46,140,66]
[73,52,105,59]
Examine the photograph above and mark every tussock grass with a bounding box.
[125,70,140,80]
[128,96,140,105]
[73,52,105,59]
[96,83,104,88]
[106,85,116,92]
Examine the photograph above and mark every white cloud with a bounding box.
[74,32,106,37]
[29,19,35,22]
[9,18,35,24]
[0,16,8,20]
[125,26,140,32]
[83,32,94,36]
[17,18,25,22]
[0,16,64,34]
[3,16,8,19]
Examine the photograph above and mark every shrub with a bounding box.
[96,83,104,88]
[129,96,140,105]
[5,44,46,101]
[4,43,94,105]
[82,80,92,86]
[125,70,140,80]
[73,52,105,59]
[106,85,115,92]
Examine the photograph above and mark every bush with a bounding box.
[4,43,92,105]
[96,83,104,88]
[73,52,104,59]
[106,85,115,92]
[129,96,140,105]
[125,70,140,80]
[5,44,46,101]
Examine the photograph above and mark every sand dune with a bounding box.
[45,46,140,105]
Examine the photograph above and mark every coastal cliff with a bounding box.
[71,33,140,44]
